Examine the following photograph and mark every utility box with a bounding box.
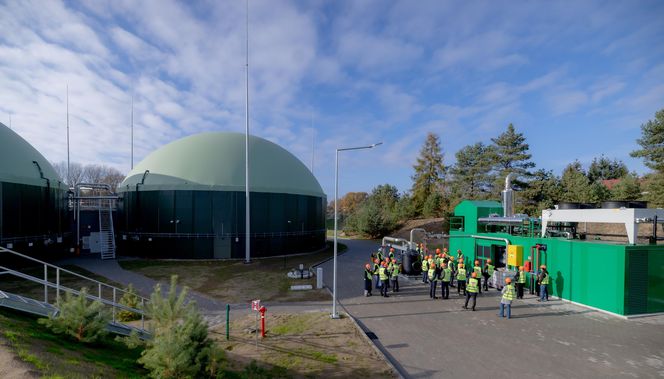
[507,245,523,266]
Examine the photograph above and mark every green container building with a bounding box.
[117,132,326,259]
[0,123,69,255]
[449,200,664,316]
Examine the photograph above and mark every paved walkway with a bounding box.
[59,256,334,326]
[318,239,664,379]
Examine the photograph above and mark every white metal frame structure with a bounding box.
[541,208,664,245]
[0,247,150,338]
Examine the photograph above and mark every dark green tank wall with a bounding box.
[117,190,326,258]
[0,181,70,255]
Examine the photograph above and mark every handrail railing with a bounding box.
[0,247,148,328]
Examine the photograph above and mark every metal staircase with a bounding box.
[0,247,150,339]
[99,199,116,260]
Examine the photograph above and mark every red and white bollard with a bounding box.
[259,306,266,338]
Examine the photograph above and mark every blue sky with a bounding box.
[1,0,663,198]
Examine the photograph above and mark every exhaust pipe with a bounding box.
[502,173,516,217]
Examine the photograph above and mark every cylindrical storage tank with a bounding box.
[401,250,421,275]
[0,123,69,256]
[601,201,628,209]
[117,132,327,259]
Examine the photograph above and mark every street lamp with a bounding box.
[332,142,382,319]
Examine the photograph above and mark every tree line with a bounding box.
[52,161,125,191]
[334,108,664,237]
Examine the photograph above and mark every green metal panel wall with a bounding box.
[647,249,664,313]
[449,231,630,315]
[0,181,69,254]
[118,189,326,259]
[626,246,664,314]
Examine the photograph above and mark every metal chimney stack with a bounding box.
[502,173,515,217]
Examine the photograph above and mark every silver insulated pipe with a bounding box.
[502,173,516,217]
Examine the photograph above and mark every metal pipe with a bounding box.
[410,228,427,246]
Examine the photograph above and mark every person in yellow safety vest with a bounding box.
[499,277,516,319]
[456,249,464,262]
[422,255,430,284]
[537,265,550,302]
[456,263,467,295]
[373,258,381,290]
[514,266,527,299]
[379,262,390,298]
[473,260,483,294]
[428,261,439,299]
[364,263,373,297]
[440,262,451,299]
[389,247,395,260]
[463,272,479,311]
[390,258,400,293]
[383,257,392,290]
[483,259,495,291]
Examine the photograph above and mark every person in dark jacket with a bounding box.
[537,265,550,302]
[364,263,373,297]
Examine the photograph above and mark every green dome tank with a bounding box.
[117,132,326,259]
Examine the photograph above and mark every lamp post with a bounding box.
[332,142,382,319]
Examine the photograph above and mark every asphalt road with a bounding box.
[319,239,664,379]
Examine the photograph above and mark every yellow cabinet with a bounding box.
[507,245,523,266]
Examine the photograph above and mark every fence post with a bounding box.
[141,298,145,330]
[112,288,116,322]
[98,283,102,300]
[44,265,48,303]
[56,268,60,301]
[226,304,230,340]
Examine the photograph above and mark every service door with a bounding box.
[213,217,231,259]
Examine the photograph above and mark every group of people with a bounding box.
[364,247,401,297]
[362,244,552,319]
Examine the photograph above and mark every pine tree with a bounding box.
[449,142,494,200]
[519,169,561,215]
[587,155,628,182]
[560,161,591,202]
[630,108,664,172]
[411,132,446,212]
[490,123,535,192]
[121,276,223,379]
[39,287,110,344]
[117,283,141,322]
[630,108,664,205]
[610,173,642,201]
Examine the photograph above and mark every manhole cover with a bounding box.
[365,331,378,340]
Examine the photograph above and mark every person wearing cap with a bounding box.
[379,262,390,297]
[389,247,395,260]
[456,263,467,295]
[463,272,479,311]
[364,263,374,297]
[456,249,464,261]
[483,259,495,291]
[537,265,550,302]
[373,258,381,290]
[473,260,483,294]
[429,260,439,299]
[514,266,527,299]
[421,255,430,284]
[440,262,451,299]
[499,277,516,318]
[384,258,391,290]
[390,258,400,293]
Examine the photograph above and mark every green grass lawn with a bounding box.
[0,308,146,378]
[119,242,346,304]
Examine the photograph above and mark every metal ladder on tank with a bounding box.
[99,198,116,260]
[0,246,150,339]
